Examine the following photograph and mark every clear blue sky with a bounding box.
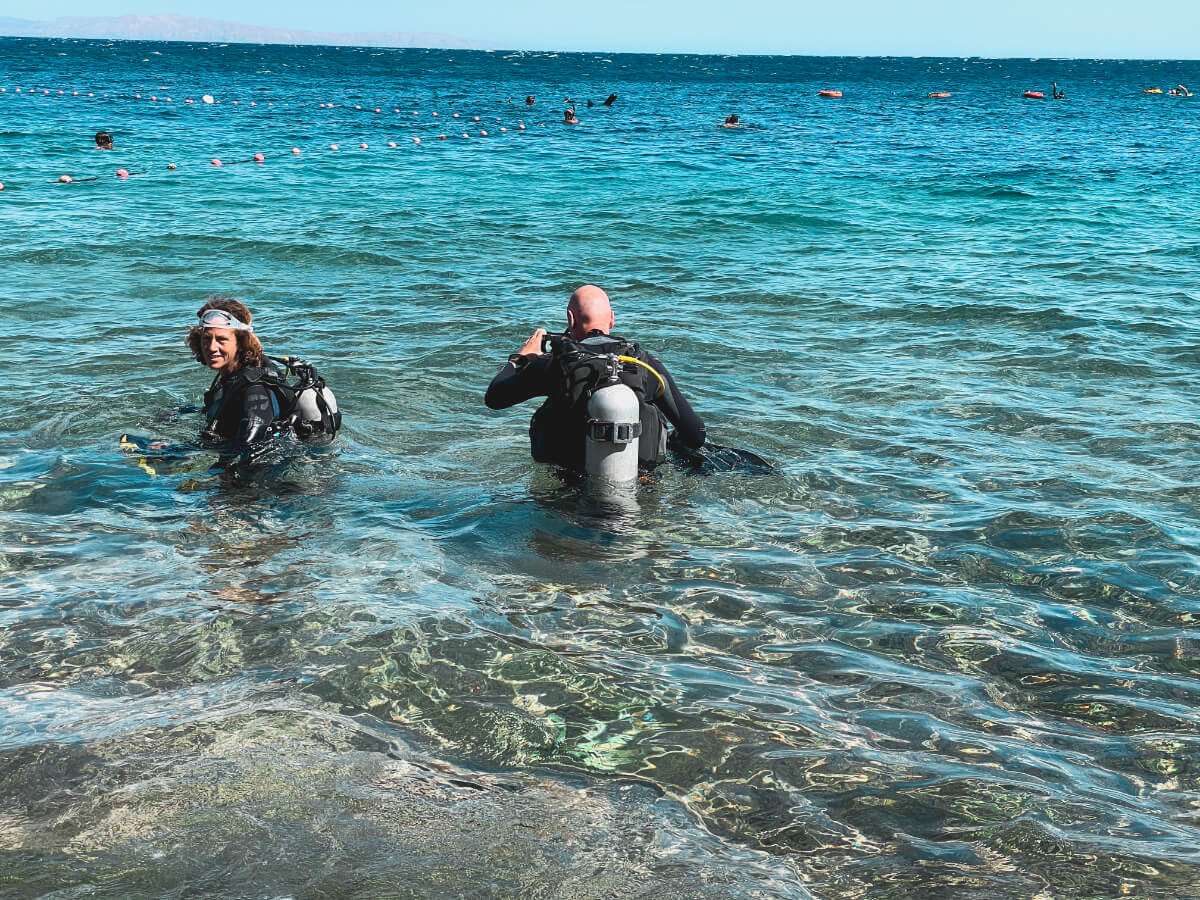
[9,0,1200,58]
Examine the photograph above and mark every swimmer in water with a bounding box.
[603,93,618,107]
[94,131,113,150]
[564,107,580,125]
[723,114,740,127]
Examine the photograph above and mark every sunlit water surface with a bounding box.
[2,40,1200,898]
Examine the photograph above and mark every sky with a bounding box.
[6,0,1200,58]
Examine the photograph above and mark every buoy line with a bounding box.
[0,119,551,191]
[0,85,575,190]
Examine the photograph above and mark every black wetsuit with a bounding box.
[201,363,284,468]
[485,332,706,472]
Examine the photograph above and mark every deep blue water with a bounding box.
[2,39,1200,898]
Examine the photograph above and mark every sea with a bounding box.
[1,38,1199,899]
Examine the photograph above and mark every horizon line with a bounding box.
[1,34,1198,62]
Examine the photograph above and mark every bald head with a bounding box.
[566,284,614,340]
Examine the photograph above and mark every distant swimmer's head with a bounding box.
[724,114,740,126]
[566,284,615,340]
[186,297,265,375]
[94,131,113,150]
[525,95,535,105]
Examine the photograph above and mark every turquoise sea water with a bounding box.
[2,38,1200,897]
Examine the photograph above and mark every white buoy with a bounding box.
[202,94,214,104]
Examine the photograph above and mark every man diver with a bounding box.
[186,298,339,470]
[485,284,706,474]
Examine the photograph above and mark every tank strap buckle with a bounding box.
[587,419,641,444]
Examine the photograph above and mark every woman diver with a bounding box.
[186,298,339,470]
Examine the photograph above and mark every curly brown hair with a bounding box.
[186,298,266,370]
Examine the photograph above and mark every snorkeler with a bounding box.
[186,298,340,470]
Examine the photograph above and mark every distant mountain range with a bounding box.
[0,14,496,50]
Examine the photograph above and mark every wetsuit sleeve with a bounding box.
[229,381,278,467]
[485,355,553,410]
[646,353,706,449]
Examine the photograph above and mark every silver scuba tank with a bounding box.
[294,384,338,427]
[584,382,641,484]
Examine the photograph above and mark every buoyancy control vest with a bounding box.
[202,356,341,447]
[530,332,668,471]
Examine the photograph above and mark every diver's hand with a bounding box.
[516,329,547,357]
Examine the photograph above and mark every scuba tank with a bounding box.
[270,356,341,440]
[585,379,641,483]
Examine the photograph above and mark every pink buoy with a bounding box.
[186,98,193,103]
[58,89,64,95]
[355,105,362,110]
[413,137,421,144]
[88,92,94,97]
[359,142,368,149]
[269,102,274,107]
[518,124,525,130]
[439,134,447,140]
[211,158,222,166]
[432,112,438,116]
[43,89,49,94]
[253,153,265,162]
[291,147,301,154]
[135,93,141,98]
[473,116,480,121]
[116,168,129,178]
[73,91,78,95]
[330,144,339,150]
[232,100,238,105]
[480,130,487,136]
[452,113,460,118]
[375,107,381,113]
[387,141,397,147]
[394,108,400,113]
[0,182,5,190]
[500,127,507,132]
[58,175,72,183]
[461,133,469,138]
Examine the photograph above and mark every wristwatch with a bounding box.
[508,353,531,369]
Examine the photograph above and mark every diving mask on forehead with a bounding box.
[198,309,253,331]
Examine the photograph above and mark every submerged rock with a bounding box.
[0,710,805,898]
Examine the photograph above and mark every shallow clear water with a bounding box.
[2,39,1200,898]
